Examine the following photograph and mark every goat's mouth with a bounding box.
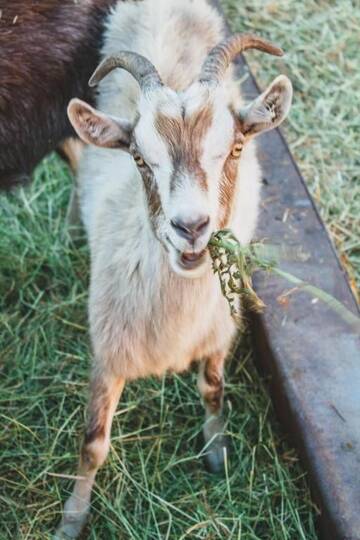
[179,249,207,270]
[166,236,208,272]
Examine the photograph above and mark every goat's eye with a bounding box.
[133,153,145,167]
[231,143,243,158]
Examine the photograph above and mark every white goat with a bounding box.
[57,0,292,536]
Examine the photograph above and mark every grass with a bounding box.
[221,0,360,299]
[0,157,318,538]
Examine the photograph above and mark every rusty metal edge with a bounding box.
[248,312,338,540]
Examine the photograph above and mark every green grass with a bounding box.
[221,0,360,298]
[0,157,317,538]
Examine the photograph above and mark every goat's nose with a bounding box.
[170,215,210,242]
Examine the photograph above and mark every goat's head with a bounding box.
[68,34,292,278]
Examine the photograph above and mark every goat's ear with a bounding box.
[67,98,132,150]
[238,75,292,137]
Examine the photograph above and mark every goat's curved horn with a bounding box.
[89,51,163,91]
[199,33,284,85]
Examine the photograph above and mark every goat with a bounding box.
[56,0,292,536]
[0,0,117,190]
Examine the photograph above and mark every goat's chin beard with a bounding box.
[168,247,210,279]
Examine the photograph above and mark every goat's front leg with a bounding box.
[197,352,228,474]
[55,372,125,539]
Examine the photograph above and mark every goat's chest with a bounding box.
[89,261,236,380]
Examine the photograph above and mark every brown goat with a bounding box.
[0,0,117,189]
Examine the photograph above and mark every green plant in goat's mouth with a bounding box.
[208,229,360,332]
[208,230,267,323]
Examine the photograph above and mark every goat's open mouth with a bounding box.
[166,236,207,271]
[179,249,207,270]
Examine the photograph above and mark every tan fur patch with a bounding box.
[141,167,162,226]
[58,137,84,174]
[164,14,222,91]
[155,105,213,192]
[81,444,100,471]
[201,353,225,414]
[219,155,239,229]
[84,377,110,445]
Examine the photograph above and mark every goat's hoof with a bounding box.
[204,433,229,475]
[54,502,89,539]
[202,415,229,474]
[54,517,87,539]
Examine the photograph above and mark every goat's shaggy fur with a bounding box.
[56,1,292,536]
[0,0,116,189]
[78,0,260,378]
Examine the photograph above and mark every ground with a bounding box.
[1,0,358,538]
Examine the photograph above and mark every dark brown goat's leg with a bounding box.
[197,352,228,474]
[56,373,125,539]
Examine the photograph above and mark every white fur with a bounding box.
[77,0,264,380]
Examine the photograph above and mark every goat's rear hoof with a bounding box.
[54,517,87,539]
[54,502,89,539]
[204,433,229,475]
